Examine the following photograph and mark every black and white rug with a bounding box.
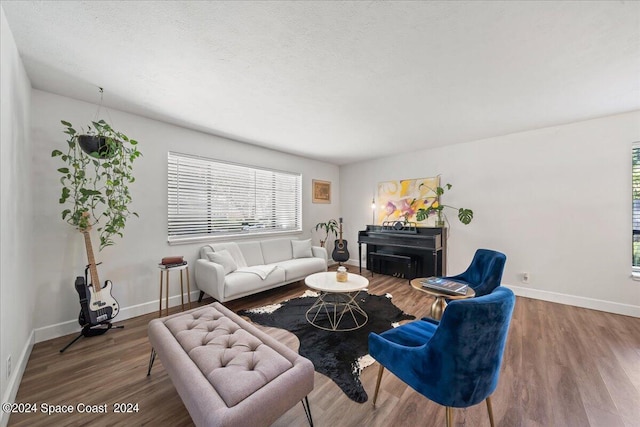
[237,290,415,403]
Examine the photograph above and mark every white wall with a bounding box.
[0,7,35,425]
[30,90,340,340]
[340,111,640,317]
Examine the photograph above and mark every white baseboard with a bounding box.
[1,330,34,427]
[336,264,639,318]
[34,290,202,343]
[330,259,362,268]
[505,284,640,318]
[346,258,361,268]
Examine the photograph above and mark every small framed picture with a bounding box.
[312,180,331,204]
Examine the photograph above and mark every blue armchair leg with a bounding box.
[486,396,495,427]
[372,365,385,407]
[446,406,453,427]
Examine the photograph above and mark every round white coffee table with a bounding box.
[304,271,369,331]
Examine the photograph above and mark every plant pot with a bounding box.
[77,135,117,159]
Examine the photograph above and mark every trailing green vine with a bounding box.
[52,120,142,249]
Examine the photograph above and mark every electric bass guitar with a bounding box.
[75,226,119,326]
[331,217,350,263]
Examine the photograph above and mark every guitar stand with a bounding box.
[59,264,124,353]
[59,322,124,353]
[59,322,125,353]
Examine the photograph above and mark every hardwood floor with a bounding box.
[8,267,640,426]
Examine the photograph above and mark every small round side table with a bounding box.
[304,271,370,331]
[410,278,475,321]
[158,263,192,317]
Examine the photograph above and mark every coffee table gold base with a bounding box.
[430,296,447,321]
[410,278,476,321]
[305,291,368,332]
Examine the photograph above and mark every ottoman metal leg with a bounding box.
[147,348,157,376]
[301,396,313,427]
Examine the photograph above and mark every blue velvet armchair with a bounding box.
[445,249,507,297]
[368,286,516,427]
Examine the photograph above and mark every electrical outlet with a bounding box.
[7,355,11,379]
[522,272,530,284]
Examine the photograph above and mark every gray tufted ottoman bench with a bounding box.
[147,302,314,427]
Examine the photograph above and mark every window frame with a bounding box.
[167,152,302,245]
[632,142,640,277]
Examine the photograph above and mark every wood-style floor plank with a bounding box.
[8,265,640,426]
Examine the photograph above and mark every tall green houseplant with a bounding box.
[52,120,142,249]
[314,219,338,247]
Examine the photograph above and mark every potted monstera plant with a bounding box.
[415,183,473,226]
[52,119,142,249]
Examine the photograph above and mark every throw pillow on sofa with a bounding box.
[207,250,238,275]
[292,239,313,258]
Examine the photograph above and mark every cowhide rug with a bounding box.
[237,290,414,403]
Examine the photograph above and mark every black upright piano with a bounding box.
[358,223,447,280]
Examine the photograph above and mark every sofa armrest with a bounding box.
[311,246,328,263]
[194,259,226,301]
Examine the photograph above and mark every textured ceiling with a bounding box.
[2,1,639,165]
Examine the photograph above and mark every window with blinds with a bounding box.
[168,152,301,243]
[633,144,640,270]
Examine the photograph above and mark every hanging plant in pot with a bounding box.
[51,88,142,342]
[75,120,123,159]
[52,119,142,249]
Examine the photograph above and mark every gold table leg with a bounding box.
[158,270,163,317]
[186,266,192,309]
[430,296,447,320]
[165,270,169,317]
[180,269,185,311]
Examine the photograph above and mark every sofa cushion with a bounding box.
[261,239,293,264]
[237,241,265,266]
[276,258,328,282]
[210,242,248,268]
[200,244,215,260]
[292,239,313,258]
[224,267,286,299]
[207,250,237,275]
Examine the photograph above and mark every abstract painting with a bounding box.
[376,176,439,224]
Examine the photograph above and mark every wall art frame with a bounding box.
[312,179,331,204]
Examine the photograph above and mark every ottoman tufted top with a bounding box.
[160,306,294,408]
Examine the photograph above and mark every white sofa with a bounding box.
[195,238,328,302]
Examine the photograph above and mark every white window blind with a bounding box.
[633,143,640,270]
[168,152,301,243]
